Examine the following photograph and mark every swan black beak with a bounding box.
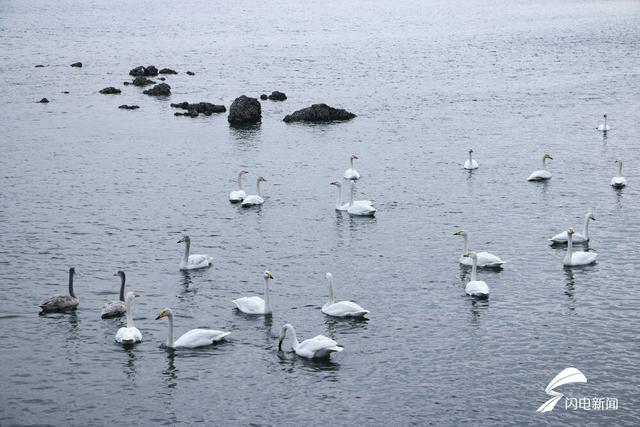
[155,315,161,320]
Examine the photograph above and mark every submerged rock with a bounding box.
[268,91,287,101]
[171,102,226,117]
[62,91,69,94]
[260,94,268,100]
[70,62,82,68]
[99,87,121,94]
[35,64,45,68]
[159,68,178,74]
[186,71,195,76]
[119,104,140,110]
[283,104,355,123]
[143,83,171,96]
[38,98,49,103]
[132,76,155,86]
[228,95,261,125]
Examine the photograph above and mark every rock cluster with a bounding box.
[171,102,226,117]
[283,104,356,123]
[118,104,140,110]
[142,83,171,96]
[129,65,159,77]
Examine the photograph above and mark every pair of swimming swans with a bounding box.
[178,235,213,271]
[549,212,596,244]
[528,154,553,181]
[39,267,79,313]
[330,180,376,216]
[229,171,267,207]
[453,230,505,268]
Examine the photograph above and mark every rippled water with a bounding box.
[1,0,639,425]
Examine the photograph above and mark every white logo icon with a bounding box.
[537,367,587,413]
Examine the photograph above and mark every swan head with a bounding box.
[113,270,125,278]
[330,181,341,187]
[453,230,466,237]
[351,154,359,160]
[239,170,249,175]
[69,267,76,276]
[543,154,553,161]
[277,323,293,350]
[325,272,333,281]
[125,291,140,302]
[468,148,473,153]
[604,113,607,118]
[263,271,274,280]
[463,252,477,259]
[177,235,190,244]
[588,212,596,221]
[567,227,575,235]
[155,307,173,320]
[257,176,267,183]
[615,159,621,164]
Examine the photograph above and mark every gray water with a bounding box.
[1,0,639,425]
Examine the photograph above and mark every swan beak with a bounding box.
[352,155,359,159]
[133,293,140,298]
[463,252,471,257]
[267,272,274,279]
[330,181,337,186]
[156,311,165,320]
[113,273,118,276]
[453,231,462,236]
[177,237,185,243]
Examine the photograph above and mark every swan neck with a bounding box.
[349,183,355,206]
[462,234,468,255]
[119,274,126,302]
[583,215,591,240]
[166,311,175,348]
[286,324,299,348]
[182,240,190,265]
[543,157,549,170]
[335,185,343,209]
[264,277,271,313]
[237,173,244,191]
[618,162,623,176]
[256,180,262,197]
[567,233,573,259]
[468,151,473,162]
[328,277,335,304]
[68,270,75,298]
[126,298,134,328]
[350,157,354,168]
[470,257,477,281]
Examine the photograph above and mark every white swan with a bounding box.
[610,159,627,188]
[229,170,249,203]
[101,271,126,319]
[564,228,597,267]
[277,323,343,359]
[115,292,142,344]
[347,181,376,217]
[344,154,360,180]
[241,176,266,207]
[321,273,369,318]
[549,212,596,244]
[463,148,478,170]
[156,308,230,348]
[463,252,490,298]
[330,181,373,211]
[527,154,553,181]
[453,230,505,268]
[39,267,79,313]
[178,235,212,271]
[597,114,610,132]
[232,271,274,314]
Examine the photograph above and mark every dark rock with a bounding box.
[145,65,158,76]
[123,81,131,86]
[158,77,166,81]
[186,71,195,76]
[99,87,121,94]
[129,66,146,76]
[171,102,226,117]
[260,94,268,100]
[70,62,82,68]
[62,91,69,94]
[159,68,178,75]
[35,64,45,68]
[268,91,287,101]
[129,65,159,77]
[38,98,49,103]
[143,83,171,96]
[228,95,261,125]
[132,76,155,87]
[119,104,140,110]
[283,104,356,123]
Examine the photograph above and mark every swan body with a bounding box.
[344,154,360,180]
[232,271,274,314]
[39,267,79,313]
[229,170,248,203]
[115,292,142,344]
[347,181,376,216]
[528,154,553,181]
[178,235,212,271]
[330,181,372,211]
[463,148,478,170]
[463,252,489,298]
[156,308,230,349]
[101,271,126,319]
[563,228,597,267]
[454,230,504,268]
[549,212,595,244]
[241,176,266,207]
[597,114,610,132]
[610,160,626,188]
[321,273,369,318]
[278,323,343,359]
